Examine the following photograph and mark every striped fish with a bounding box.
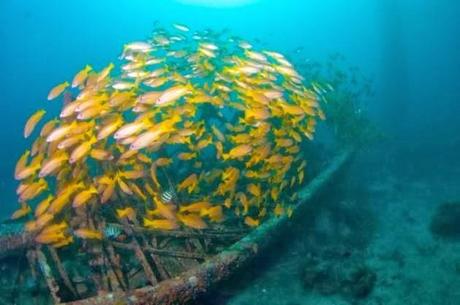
[159,167,179,205]
[104,225,122,239]
[160,186,178,204]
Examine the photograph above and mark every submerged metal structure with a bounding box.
[0,149,352,305]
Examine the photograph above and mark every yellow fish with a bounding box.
[72,186,98,208]
[179,201,212,213]
[35,195,53,217]
[270,187,280,201]
[274,204,284,217]
[24,110,46,138]
[15,153,44,180]
[155,157,172,167]
[211,125,225,141]
[178,152,197,161]
[48,81,69,101]
[90,149,114,161]
[120,169,145,180]
[46,122,77,143]
[156,84,192,106]
[97,63,115,82]
[36,231,66,244]
[177,213,208,229]
[11,203,31,220]
[143,77,168,88]
[74,228,103,240]
[236,192,250,215]
[137,153,152,164]
[196,137,212,150]
[11,25,328,246]
[224,198,232,209]
[52,236,74,248]
[201,206,224,223]
[244,216,260,227]
[275,138,294,148]
[116,207,136,222]
[177,173,198,193]
[39,152,69,178]
[14,150,30,179]
[35,212,54,230]
[223,144,252,160]
[40,221,68,236]
[117,177,133,195]
[69,136,97,164]
[296,170,304,184]
[25,220,38,232]
[114,119,150,140]
[129,182,147,201]
[97,118,123,141]
[100,180,115,204]
[72,65,92,88]
[130,128,166,151]
[40,119,59,137]
[247,183,262,197]
[152,198,176,221]
[280,103,305,116]
[143,218,179,230]
[19,179,47,202]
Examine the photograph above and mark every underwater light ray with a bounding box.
[176,0,260,8]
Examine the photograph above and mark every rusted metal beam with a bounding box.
[111,242,207,260]
[36,248,61,304]
[113,224,248,239]
[0,226,34,259]
[48,246,78,298]
[64,149,353,305]
[0,223,246,259]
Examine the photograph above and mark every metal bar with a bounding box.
[121,219,159,286]
[103,242,128,291]
[36,248,61,304]
[0,230,33,259]
[48,246,78,298]
[111,242,207,260]
[0,219,246,260]
[65,149,353,305]
[148,237,170,280]
[110,224,247,239]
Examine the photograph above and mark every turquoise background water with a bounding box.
[0,0,458,216]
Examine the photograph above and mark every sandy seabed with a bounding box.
[217,151,460,305]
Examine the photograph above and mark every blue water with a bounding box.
[1,1,458,213]
[0,1,459,303]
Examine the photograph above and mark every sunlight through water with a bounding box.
[176,0,259,8]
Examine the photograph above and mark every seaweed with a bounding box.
[297,53,384,148]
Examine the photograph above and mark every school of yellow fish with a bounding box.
[12,24,325,248]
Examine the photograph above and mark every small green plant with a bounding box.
[298,53,383,148]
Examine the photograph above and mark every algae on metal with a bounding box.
[64,149,353,305]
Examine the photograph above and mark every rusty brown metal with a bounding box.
[0,223,247,260]
[63,149,353,305]
[36,248,61,304]
[48,246,79,298]
[0,229,33,259]
[0,149,351,305]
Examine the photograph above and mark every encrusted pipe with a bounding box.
[64,149,353,305]
[36,248,61,304]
